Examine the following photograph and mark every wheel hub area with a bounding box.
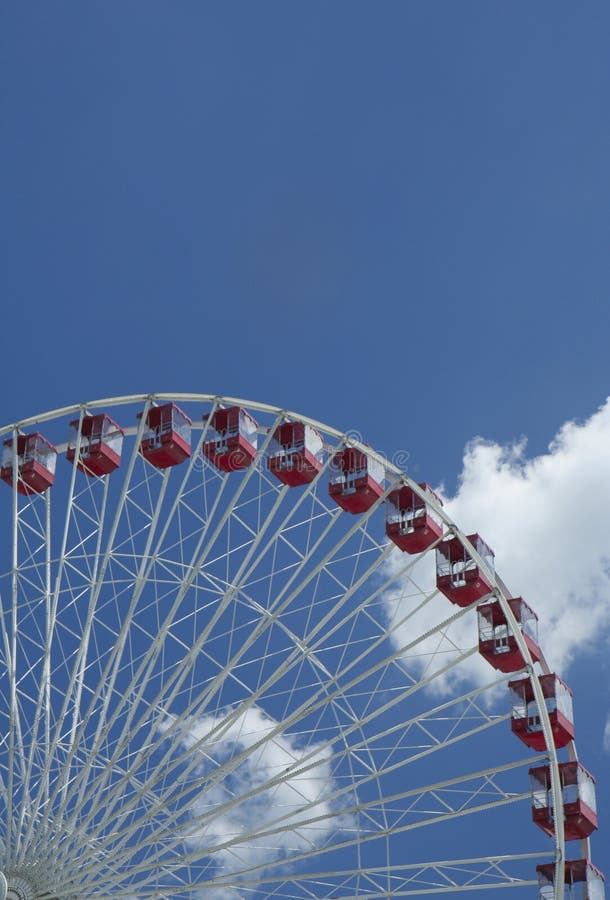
[7,878,33,900]
[1,873,38,900]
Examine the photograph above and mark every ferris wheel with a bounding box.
[0,394,602,900]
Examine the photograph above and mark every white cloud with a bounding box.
[444,397,610,673]
[604,717,610,754]
[383,397,610,704]
[159,704,351,881]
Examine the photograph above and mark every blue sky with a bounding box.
[1,0,610,885]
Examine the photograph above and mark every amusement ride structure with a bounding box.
[0,394,603,900]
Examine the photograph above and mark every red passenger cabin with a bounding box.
[436,533,494,606]
[203,407,258,472]
[267,421,323,486]
[66,414,124,477]
[328,447,384,514]
[139,403,191,469]
[530,761,598,841]
[477,597,541,672]
[537,860,605,900]
[1,433,57,495]
[509,673,574,751]
[386,483,443,554]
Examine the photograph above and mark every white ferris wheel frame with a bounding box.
[0,392,579,900]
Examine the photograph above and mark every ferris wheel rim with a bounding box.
[0,393,573,900]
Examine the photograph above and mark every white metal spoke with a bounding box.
[55,540,453,865]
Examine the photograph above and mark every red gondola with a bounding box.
[530,761,598,841]
[203,407,258,472]
[328,447,384,514]
[66,414,124,477]
[386,483,443,554]
[436,533,494,607]
[139,403,192,469]
[477,597,541,672]
[1,433,57,495]
[509,673,574,751]
[267,421,323,486]
[536,860,605,900]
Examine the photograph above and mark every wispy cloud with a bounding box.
[159,704,351,885]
